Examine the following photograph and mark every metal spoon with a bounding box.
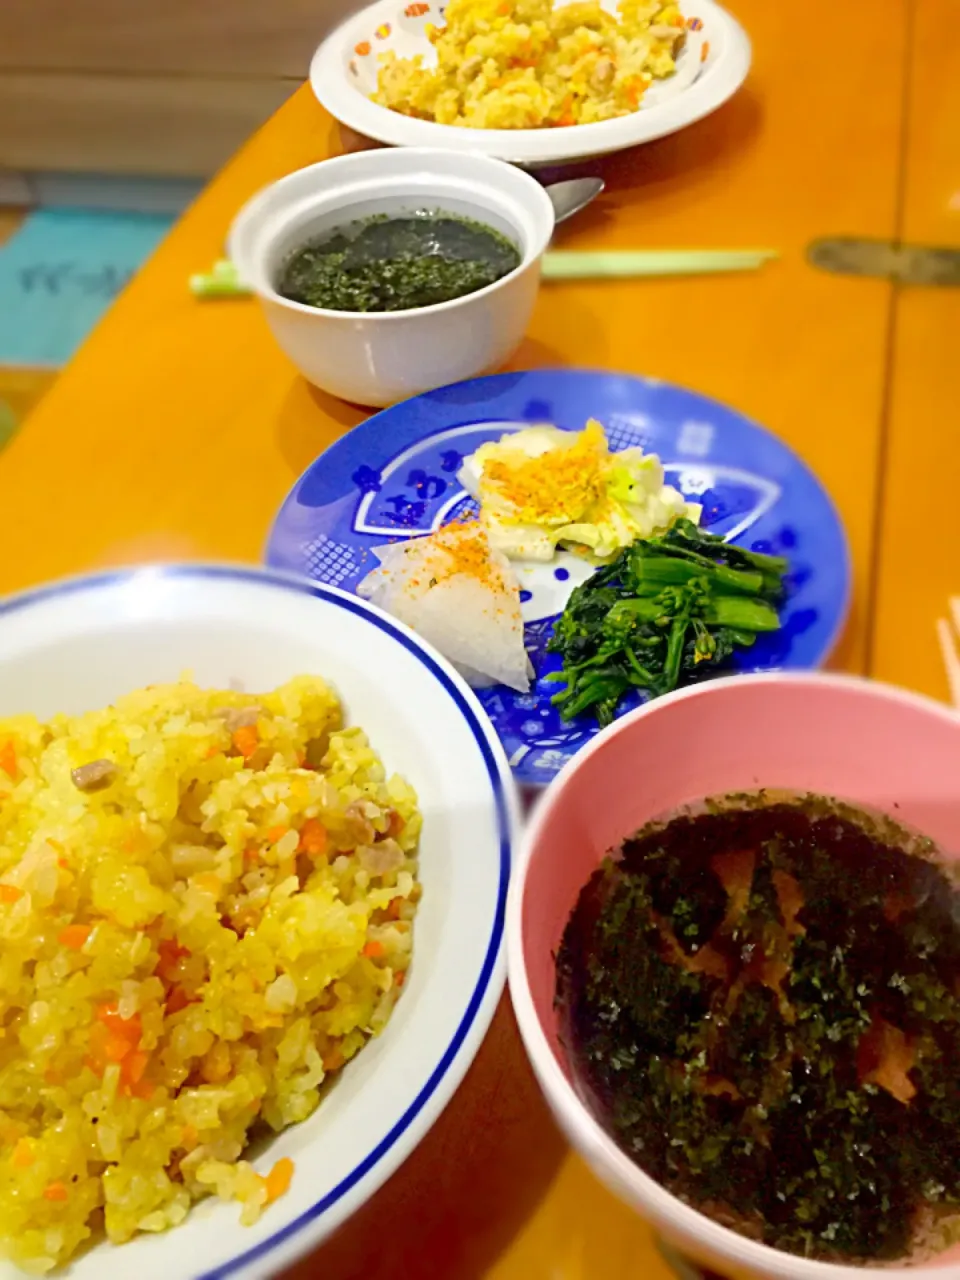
[545,177,605,225]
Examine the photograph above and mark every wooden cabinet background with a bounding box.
[0,0,358,176]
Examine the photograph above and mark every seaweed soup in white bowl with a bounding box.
[276,209,522,314]
[556,792,960,1265]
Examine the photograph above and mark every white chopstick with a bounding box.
[935,596,960,709]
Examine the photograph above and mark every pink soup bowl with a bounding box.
[506,672,960,1280]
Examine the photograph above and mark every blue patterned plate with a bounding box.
[266,370,850,787]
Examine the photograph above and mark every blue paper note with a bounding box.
[0,208,174,366]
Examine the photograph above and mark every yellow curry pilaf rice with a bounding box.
[374,0,687,129]
[0,676,421,1272]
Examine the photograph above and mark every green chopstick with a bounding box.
[190,260,248,297]
[189,248,779,298]
[540,250,779,279]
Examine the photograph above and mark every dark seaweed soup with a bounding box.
[277,210,522,313]
[556,796,960,1263]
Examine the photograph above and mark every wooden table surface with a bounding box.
[1,0,957,1275]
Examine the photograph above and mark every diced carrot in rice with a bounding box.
[262,1157,294,1205]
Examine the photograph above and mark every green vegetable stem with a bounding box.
[548,518,789,725]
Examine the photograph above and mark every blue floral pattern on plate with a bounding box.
[266,370,851,787]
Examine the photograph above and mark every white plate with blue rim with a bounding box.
[0,565,519,1278]
[266,369,851,789]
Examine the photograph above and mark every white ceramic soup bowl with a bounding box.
[227,148,555,407]
[0,564,519,1280]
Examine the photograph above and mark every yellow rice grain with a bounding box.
[0,677,420,1272]
[375,0,687,128]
